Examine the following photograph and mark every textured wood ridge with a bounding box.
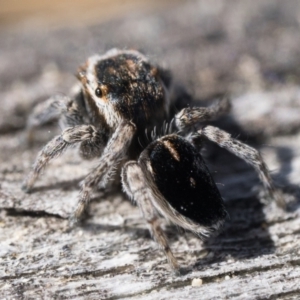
[1,1,300,299]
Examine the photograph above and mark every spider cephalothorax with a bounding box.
[22,48,284,273]
[78,49,170,132]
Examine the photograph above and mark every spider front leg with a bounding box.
[121,161,179,272]
[175,97,230,131]
[71,121,136,223]
[196,125,285,208]
[25,94,84,144]
[22,124,106,192]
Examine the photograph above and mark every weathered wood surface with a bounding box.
[1,1,300,299]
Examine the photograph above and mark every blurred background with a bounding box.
[1,0,300,137]
[0,0,179,29]
[1,0,300,91]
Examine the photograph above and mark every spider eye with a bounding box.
[95,87,102,98]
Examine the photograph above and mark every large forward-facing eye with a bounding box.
[95,87,103,98]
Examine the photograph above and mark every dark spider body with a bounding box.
[76,49,171,158]
[23,48,284,273]
[80,50,169,134]
[140,135,227,227]
[94,53,167,127]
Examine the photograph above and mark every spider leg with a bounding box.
[22,124,105,192]
[196,125,285,208]
[175,97,230,131]
[121,161,179,272]
[25,94,84,144]
[71,121,136,223]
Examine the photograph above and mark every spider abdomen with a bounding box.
[141,135,227,227]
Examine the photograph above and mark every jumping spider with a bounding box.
[22,48,284,272]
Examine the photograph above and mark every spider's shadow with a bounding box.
[192,124,300,271]
[173,93,280,270]
[274,146,300,212]
[196,145,299,270]
[198,196,274,268]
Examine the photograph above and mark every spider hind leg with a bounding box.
[122,134,228,271]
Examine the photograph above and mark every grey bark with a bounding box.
[1,1,300,299]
